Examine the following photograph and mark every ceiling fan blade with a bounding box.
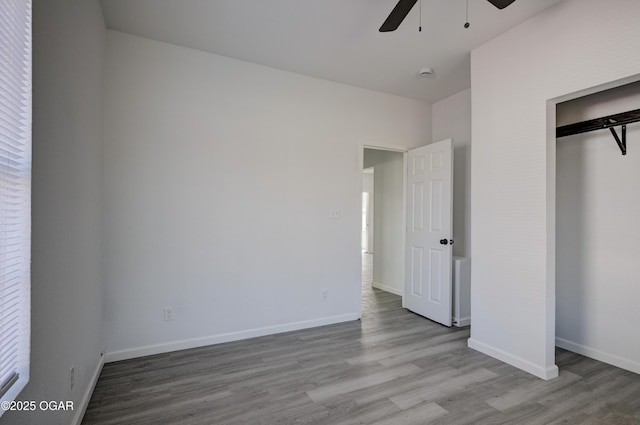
[486,0,517,9]
[379,0,418,32]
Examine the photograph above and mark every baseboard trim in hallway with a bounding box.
[371,281,403,296]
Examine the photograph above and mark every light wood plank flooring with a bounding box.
[83,255,640,424]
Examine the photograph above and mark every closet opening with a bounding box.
[554,80,640,375]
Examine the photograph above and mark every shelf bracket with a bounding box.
[608,123,627,155]
[556,108,640,156]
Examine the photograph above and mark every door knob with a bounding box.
[439,239,448,245]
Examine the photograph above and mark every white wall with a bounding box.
[470,0,640,379]
[3,1,106,424]
[103,31,431,359]
[556,82,640,374]
[363,150,405,296]
[433,89,472,258]
[362,171,374,253]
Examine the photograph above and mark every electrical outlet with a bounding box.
[322,289,328,300]
[69,365,75,392]
[164,307,174,321]
[329,210,340,219]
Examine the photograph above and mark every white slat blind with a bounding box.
[0,0,32,409]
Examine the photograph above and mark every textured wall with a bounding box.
[103,31,431,360]
[433,89,472,259]
[469,0,640,378]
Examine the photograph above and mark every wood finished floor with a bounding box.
[82,254,640,424]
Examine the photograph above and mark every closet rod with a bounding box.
[556,108,640,156]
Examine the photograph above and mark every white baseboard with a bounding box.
[468,338,558,380]
[105,313,359,363]
[72,353,104,425]
[371,281,403,297]
[556,337,640,375]
[453,316,471,327]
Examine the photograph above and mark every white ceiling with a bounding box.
[100,0,564,103]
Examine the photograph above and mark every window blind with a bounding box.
[0,0,32,408]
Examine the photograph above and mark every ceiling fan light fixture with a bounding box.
[380,0,518,32]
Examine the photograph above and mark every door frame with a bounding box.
[359,142,409,319]
[361,174,374,253]
[545,73,640,375]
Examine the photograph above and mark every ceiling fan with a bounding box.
[379,0,517,32]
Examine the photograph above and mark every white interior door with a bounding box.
[405,139,453,326]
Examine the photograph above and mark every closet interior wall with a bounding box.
[556,81,640,374]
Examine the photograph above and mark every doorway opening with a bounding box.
[360,146,406,321]
[361,148,405,301]
[360,141,464,328]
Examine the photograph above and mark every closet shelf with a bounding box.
[556,108,640,155]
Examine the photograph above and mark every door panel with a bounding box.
[405,139,453,326]
[410,246,424,296]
